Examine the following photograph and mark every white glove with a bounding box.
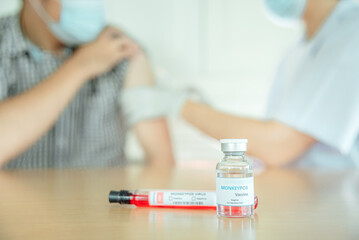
[120,86,199,127]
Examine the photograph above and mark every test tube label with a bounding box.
[149,191,217,207]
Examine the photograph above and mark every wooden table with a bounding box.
[0,166,358,240]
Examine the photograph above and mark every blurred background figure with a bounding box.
[0,0,174,169]
[180,0,359,168]
[1,1,299,168]
[2,0,357,169]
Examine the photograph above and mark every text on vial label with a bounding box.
[216,177,254,206]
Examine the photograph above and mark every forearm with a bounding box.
[181,101,315,166]
[0,58,88,166]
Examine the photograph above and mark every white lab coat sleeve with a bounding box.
[272,43,359,155]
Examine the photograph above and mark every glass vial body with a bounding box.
[216,139,255,218]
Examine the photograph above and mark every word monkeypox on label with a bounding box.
[216,177,254,206]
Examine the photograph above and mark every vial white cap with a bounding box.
[220,139,248,152]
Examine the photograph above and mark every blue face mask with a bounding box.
[263,0,307,26]
[30,0,106,46]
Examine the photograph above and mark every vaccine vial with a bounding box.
[216,139,255,218]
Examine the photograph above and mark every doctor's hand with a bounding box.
[71,27,139,81]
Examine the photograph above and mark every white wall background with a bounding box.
[0,0,301,163]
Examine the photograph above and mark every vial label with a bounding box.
[216,177,254,206]
[149,191,216,206]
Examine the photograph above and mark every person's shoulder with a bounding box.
[317,5,359,64]
[330,1,359,45]
[0,15,13,26]
[0,15,18,54]
[338,0,359,21]
[338,4,359,33]
[0,15,15,38]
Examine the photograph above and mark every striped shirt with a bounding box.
[0,15,128,169]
